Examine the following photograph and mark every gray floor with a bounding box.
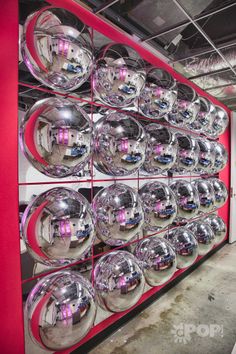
[91,243,236,354]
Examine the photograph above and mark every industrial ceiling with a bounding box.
[77,0,236,111]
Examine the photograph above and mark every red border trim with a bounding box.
[0,0,25,353]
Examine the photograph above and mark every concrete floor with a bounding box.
[91,243,236,354]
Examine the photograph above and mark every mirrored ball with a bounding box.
[142,124,178,175]
[187,97,215,133]
[139,68,177,119]
[166,83,200,127]
[21,187,95,266]
[26,271,96,350]
[206,106,229,138]
[209,178,228,208]
[21,8,93,91]
[191,179,215,212]
[20,97,92,178]
[210,142,228,173]
[187,221,215,255]
[172,133,199,173]
[195,138,216,174]
[205,214,227,244]
[93,112,147,176]
[93,251,145,312]
[93,183,144,246]
[93,44,146,107]
[134,237,176,286]
[164,227,199,269]
[139,181,177,231]
[170,180,200,221]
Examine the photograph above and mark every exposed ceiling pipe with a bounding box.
[183,46,236,78]
[178,46,236,97]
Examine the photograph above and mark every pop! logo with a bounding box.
[171,323,224,344]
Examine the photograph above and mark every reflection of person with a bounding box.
[65,63,83,73]
[118,83,136,95]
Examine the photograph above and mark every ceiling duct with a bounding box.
[173,46,236,94]
[181,46,236,77]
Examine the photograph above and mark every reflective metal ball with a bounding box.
[205,214,227,244]
[210,142,228,173]
[209,178,228,208]
[191,179,215,212]
[93,112,147,176]
[93,44,146,107]
[21,187,95,266]
[93,183,144,246]
[26,271,96,350]
[21,8,93,91]
[187,221,215,255]
[170,180,200,220]
[138,68,177,119]
[172,133,199,173]
[164,227,199,269]
[20,97,92,178]
[93,251,145,312]
[195,138,216,174]
[166,83,200,127]
[133,237,176,286]
[142,124,178,174]
[139,181,177,231]
[207,106,229,138]
[187,97,215,133]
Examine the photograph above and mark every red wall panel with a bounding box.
[0,0,25,353]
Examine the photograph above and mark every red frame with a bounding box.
[0,1,25,353]
[0,0,230,353]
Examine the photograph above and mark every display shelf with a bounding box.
[20,206,224,284]
[18,81,220,140]
[20,0,230,349]
[0,0,231,353]
[18,174,219,186]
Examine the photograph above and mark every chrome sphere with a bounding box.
[93,44,146,107]
[205,214,227,244]
[172,133,199,173]
[93,251,145,312]
[211,142,228,173]
[164,227,198,269]
[166,83,200,127]
[187,97,215,133]
[209,178,228,208]
[93,112,147,176]
[191,179,215,212]
[195,138,216,174]
[93,183,144,246]
[139,181,177,231]
[21,8,93,91]
[21,187,95,266]
[138,68,177,119]
[26,271,96,350]
[170,180,200,220]
[187,221,215,255]
[133,237,176,286]
[142,124,178,174]
[20,97,92,178]
[207,106,229,138]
